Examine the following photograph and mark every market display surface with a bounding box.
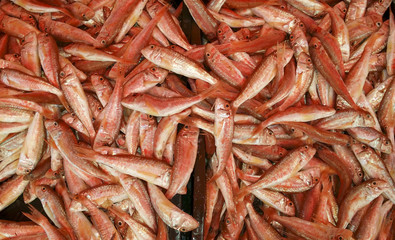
[0,0,394,239]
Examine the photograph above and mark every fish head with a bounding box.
[89,73,105,87]
[284,125,304,138]
[34,184,51,199]
[283,198,296,216]
[168,45,186,54]
[147,66,168,79]
[21,14,37,27]
[141,45,163,63]
[333,1,347,18]
[380,138,393,154]
[180,125,199,141]
[44,120,63,140]
[350,140,371,156]
[296,52,313,71]
[204,43,219,63]
[298,145,317,163]
[366,13,383,29]
[21,32,37,46]
[216,22,233,43]
[329,231,355,240]
[360,111,375,127]
[214,98,232,119]
[259,128,277,146]
[219,212,243,239]
[37,15,51,33]
[289,25,307,49]
[78,5,95,21]
[236,28,251,41]
[309,37,322,51]
[366,179,390,194]
[304,168,321,187]
[169,211,199,233]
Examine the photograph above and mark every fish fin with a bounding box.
[57,93,72,113]
[23,204,48,225]
[74,145,98,161]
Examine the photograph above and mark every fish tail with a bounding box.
[199,83,220,99]
[208,167,224,184]
[23,204,48,225]
[57,93,72,113]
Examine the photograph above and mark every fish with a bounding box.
[0,0,393,239]
[147,183,199,232]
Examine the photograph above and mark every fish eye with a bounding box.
[98,107,102,111]
[372,181,377,185]
[304,145,308,149]
[342,8,346,13]
[92,117,96,121]
[290,128,295,133]
[358,172,363,177]
[307,58,311,62]
[185,125,189,129]
[150,45,155,49]
[362,145,367,149]
[180,227,187,232]
[118,221,123,226]
[217,29,222,34]
[151,67,156,71]
[280,5,285,9]
[99,77,103,81]
[376,22,381,27]
[25,169,30,173]
[337,236,343,240]
[313,44,318,48]
[288,202,293,206]
[82,13,86,17]
[245,35,249,39]
[101,40,106,45]
[314,178,319,182]
[206,53,211,57]
[225,104,230,108]
[226,218,231,224]
[289,35,294,40]
[59,71,65,77]
[379,0,383,3]
[41,186,46,192]
[384,140,390,145]
[53,122,58,126]
[268,131,273,136]
[21,39,25,43]
[299,23,304,27]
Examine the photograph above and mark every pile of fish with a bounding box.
[0,0,394,239]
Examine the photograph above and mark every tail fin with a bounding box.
[23,204,48,226]
[199,83,220,100]
[57,93,72,113]
[74,145,99,161]
[208,163,225,184]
